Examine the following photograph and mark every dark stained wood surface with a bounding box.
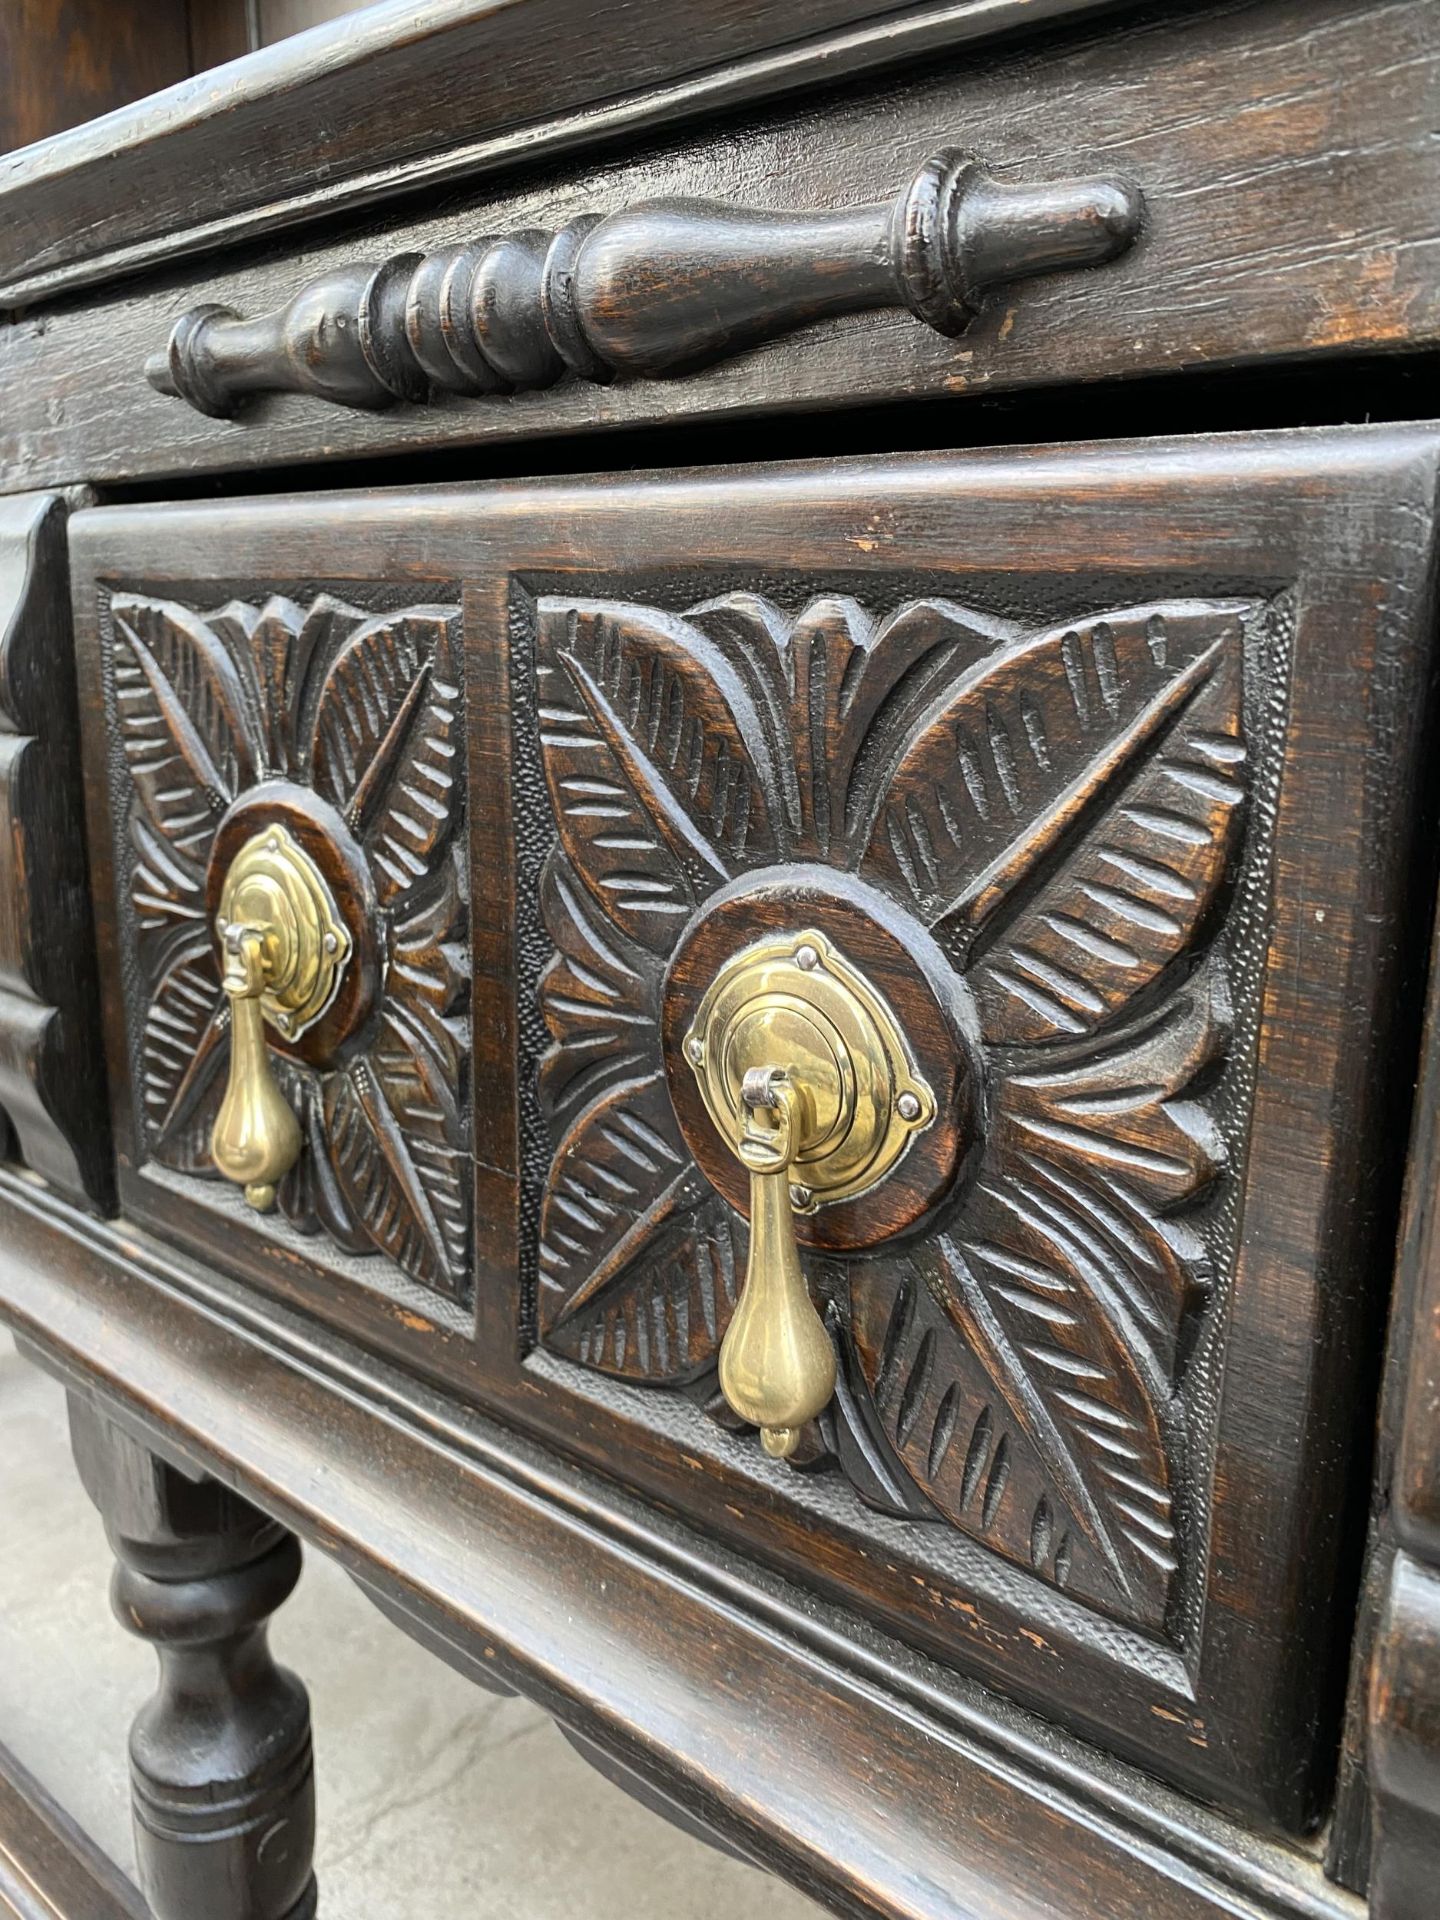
[0,0,192,158]
[5,0,1439,493]
[1370,1554,1440,1919]
[1347,852,1440,1907]
[0,1740,148,1920]
[0,0,1131,308]
[68,1396,317,1920]
[0,493,111,1208]
[67,426,1440,1832]
[0,1166,1369,1920]
[142,153,1139,413]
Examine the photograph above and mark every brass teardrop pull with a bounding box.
[209,824,352,1213]
[718,1068,837,1460]
[213,927,303,1213]
[685,929,935,1459]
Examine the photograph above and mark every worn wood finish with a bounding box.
[6,0,1440,493]
[145,153,1140,414]
[68,427,1440,1833]
[6,3,1440,1907]
[0,1168,1369,1920]
[0,0,1131,308]
[68,1394,317,1920]
[0,1741,148,1920]
[0,493,110,1209]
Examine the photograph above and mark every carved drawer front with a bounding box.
[71,428,1440,1834]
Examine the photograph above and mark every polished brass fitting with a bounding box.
[210,824,351,1211]
[684,929,933,1456]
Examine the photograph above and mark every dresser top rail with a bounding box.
[0,0,1128,311]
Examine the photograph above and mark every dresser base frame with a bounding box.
[0,1167,1363,1920]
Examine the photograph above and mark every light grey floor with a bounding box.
[0,1336,822,1918]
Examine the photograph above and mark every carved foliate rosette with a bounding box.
[106,591,472,1301]
[530,589,1249,1631]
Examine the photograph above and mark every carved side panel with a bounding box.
[528,588,1253,1633]
[0,493,111,1208]
[101,589,472,1302]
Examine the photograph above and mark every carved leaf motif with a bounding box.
[356,625,463,903]
[129,813,208,988]
[111,596,256,860]
[534,598,779,949]
[524,586,1252,1626]
[386,867,470,1093]
[863,601,1247,961]
[370,1000,470,1289]
[996,966,1230,1220]
[537,847,657,1126]
[853,1233,1175,1626]
[323,1057,465,1297]
[538,1072,727,1381]
[682,593,1016,859]
[786,596,1015,859]
[309,608,457,834]
[208,594,350,778]
[139,942,228,1167]
[278,1067,372,1253]
[850,968,1228,1619]
[968,645,1245,1044]
[111,588,473,1303]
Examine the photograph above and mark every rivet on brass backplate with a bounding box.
[211,824,351,1212]
[684,929,934,1457]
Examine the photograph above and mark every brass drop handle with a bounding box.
[209,823,352,1215]
[212,926,303,1213]
[718,1068,837,1461]
[685,928,936,1462]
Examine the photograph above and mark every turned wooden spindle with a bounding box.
[69,1397,318,1920]
[145,150,1141,415]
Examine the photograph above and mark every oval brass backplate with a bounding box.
[215,823,352,1041]
[683,928,934,1215]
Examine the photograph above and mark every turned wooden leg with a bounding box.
[68,1395,318,1920]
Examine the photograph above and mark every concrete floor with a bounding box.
[0,1336,822,1918]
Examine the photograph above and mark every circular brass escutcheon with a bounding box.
[684,929,934,1215]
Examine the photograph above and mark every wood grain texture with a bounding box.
[5,0,1439,491]
[69,1395,317,1920]
[0,493,110,1208]
[0,0,191,157]
[67,426,1440,1831]
[0,0,1130,307]
[0,1741,148,1920]
[0,1167,1370,1920]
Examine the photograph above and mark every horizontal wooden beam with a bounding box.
[0,1741,147,1920]
[0,0,1125,309]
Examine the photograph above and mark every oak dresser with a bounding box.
[2,3,1439,1916]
